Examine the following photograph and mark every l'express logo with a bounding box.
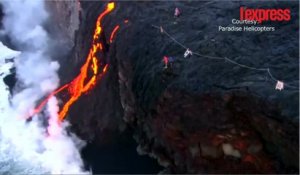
[240,7,291,23]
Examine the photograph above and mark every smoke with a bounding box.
[0,0,88,174]
[42,97,86,174]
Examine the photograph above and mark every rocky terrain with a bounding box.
[2,0,299,174]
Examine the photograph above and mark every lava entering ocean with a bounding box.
[32,2,120,123]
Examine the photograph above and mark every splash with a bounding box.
[33,2,122,122]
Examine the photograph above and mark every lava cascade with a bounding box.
[33,2,120,122]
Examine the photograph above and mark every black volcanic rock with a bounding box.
[133,89,298,173]
[3,72,16,94]
[48,0,299,174]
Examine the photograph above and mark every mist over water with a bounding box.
[0,0,87,174]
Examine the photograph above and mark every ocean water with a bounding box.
[82,129,162,174]
[0,41,47,174]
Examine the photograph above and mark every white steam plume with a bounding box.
[0,0,88,174]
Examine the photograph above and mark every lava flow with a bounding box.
[109,25,120,43]
[33,2,121,122]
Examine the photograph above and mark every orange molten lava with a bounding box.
[33,84,68,114]
[109,25,120,43]
[33,2,116,122]
[93,2,115,40]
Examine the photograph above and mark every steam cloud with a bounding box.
[0,0,87,174]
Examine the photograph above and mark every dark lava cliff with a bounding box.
[17,0,300,174]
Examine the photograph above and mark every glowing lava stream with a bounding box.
[33,2,120,122]
[109,25,120,43]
